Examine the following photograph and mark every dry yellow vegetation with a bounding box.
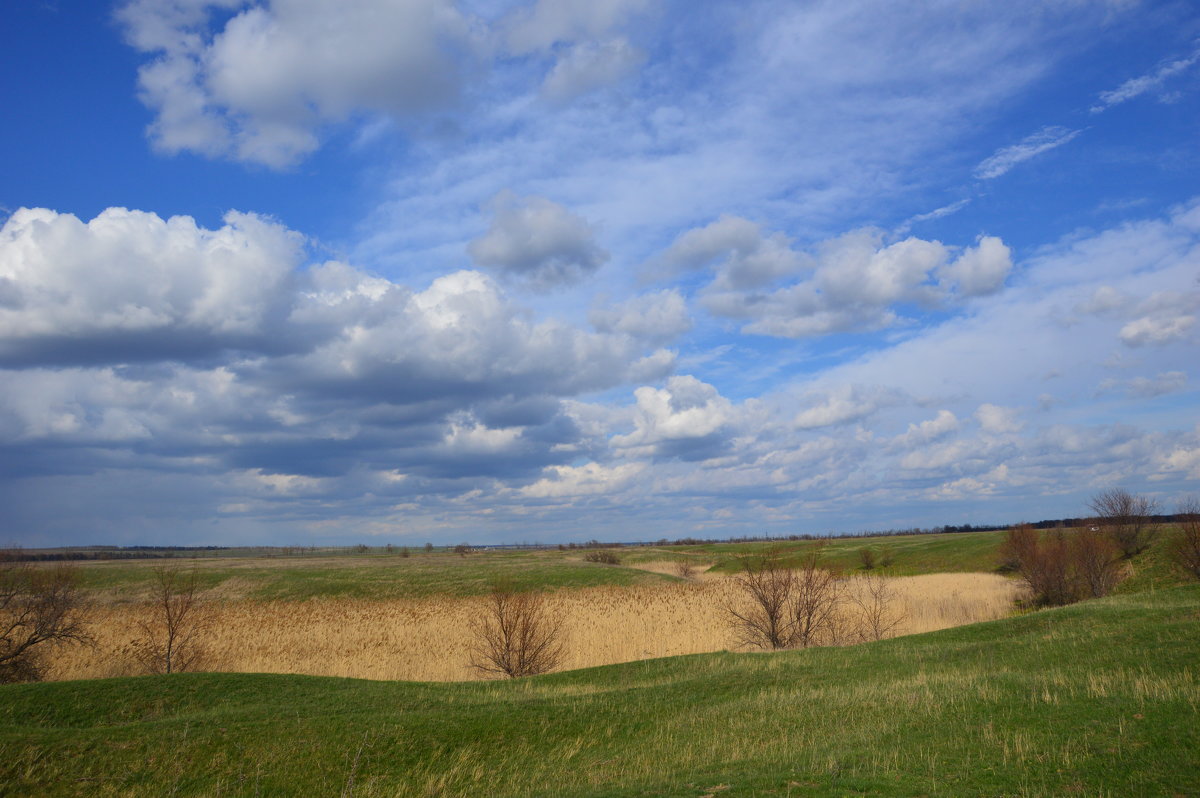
[50,572,1018,682]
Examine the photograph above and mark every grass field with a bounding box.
[2,584,1196,797]
[3,527,1197,796]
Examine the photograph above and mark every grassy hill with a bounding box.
[2,583,1197,797]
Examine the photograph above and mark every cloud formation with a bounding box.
[468,192,609,290]
[974,126,1082,180]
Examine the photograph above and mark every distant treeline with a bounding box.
[8,514,1193,559]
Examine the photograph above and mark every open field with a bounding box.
[49,571,1019,682]
[2,585,1197,797]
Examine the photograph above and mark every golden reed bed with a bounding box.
[50,572,1018,682]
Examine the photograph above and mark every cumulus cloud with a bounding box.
[1122,371,1188,399]
[520,461,645,498]
[683,225,1012,339]
[468,191,609,290]
[0,207,300,365]
[793,385,896,430]
[656,214,808,289]
[118,0,482,167]
[589,289,691,344]
[116,0,659,167]
[0,205,677,499]
[973,126,1082,180]
[937,236,1013,297]
[1119,314,1196,347]
[612,375,736,460]
[893,410,959,448]
[975,403,1024,434]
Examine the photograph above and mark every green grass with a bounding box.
[2,585,1197,797]
[70,549,675,602]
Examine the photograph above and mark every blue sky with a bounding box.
[1,0,1198,546]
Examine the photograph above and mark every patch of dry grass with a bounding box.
[49,572,1018,682]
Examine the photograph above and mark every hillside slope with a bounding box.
[2,585,1197,797]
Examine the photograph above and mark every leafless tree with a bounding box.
[0,553,91,683]
[1171,496,1200,581]
[791,547,844,648]
[727,546,844,650]
[1089,488,1160,558]
[726,549,797,650]
[469,582,564,678]
[674,558,697,579]
[848,572,906,642]
[131,564,209,674]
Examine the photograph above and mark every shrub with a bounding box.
[453,544,473,557]
[858,547,877,570]
[583,550,621,565]
[1001,524,1124,607]
[469,581,564,678]
[674,558,697,579]
[0,554,91,683]
[1171,496,1200,581]
[848,572,905,642]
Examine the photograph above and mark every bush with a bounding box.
[1171,496,1200,581]
[0,554,91,683]
[858,547,877,570]
[1000,524,1124,607]
[469,582,564,678]
[583,550,621,565]
[674,558,697,579]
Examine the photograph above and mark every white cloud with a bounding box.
[689,226,1010,339]
[937,236,1012,297]
[468,191,609,289]
[973,126,1082,180]
[1119,314,1196,347]
[894,410,959,448]
[520,461,645,498]
[656,214,808,290]
[118,0,482,167]
[589,289,691,344]
[0,206,299,362]
[1091,46,1200,112]
[975,404,1024,434]
[793,385,895,430]
[612,375,736,460]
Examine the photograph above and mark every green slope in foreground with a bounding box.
[2,586,1198,798]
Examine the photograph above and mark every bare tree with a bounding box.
[131,564,209,674]
[726,549,797,650]
[727,546,844,650]
[0,554,91,683]
[848,572,905,642]
[1171,496,1200,581]
[791,547,844,648]
[1089,488,1160,558]
[674,558,697,579]
[469,581,564,678]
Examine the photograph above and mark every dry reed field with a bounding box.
[50,572,1019,683]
